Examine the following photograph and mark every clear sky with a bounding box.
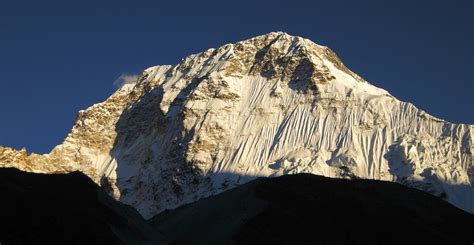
[0,0,472,153]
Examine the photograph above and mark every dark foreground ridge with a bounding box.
[0,168,472,245]
[0,168,160,245]
[152,174,474,245]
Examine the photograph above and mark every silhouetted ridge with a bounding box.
[0,168,160,245]
[152,173,474,244]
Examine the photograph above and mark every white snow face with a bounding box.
[1,32,472,218]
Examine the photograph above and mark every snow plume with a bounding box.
[113,73,140,88]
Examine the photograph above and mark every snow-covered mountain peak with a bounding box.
[1,33,472,218]
[148,32,389,113]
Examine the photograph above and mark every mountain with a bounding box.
[0,168,160,244]
[152,173,474,244]
[1,168,472,244]
[0,32,472,218]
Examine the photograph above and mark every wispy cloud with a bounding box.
[113,73,140,88]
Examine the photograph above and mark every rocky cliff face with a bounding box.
[1,32,472,218]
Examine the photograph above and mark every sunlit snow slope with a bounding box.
[1,32,473,218]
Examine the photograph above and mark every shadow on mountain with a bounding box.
[109,69,214,217]
[385,143,474,213]
[0,168,160,245]
[151,173,474,245]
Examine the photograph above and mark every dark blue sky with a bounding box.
[0,0,472,153]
